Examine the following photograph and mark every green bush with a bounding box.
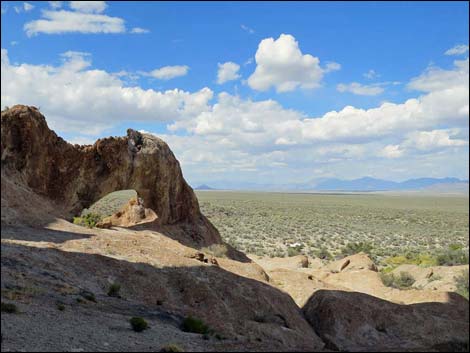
[107,283,121,297]
[287,246,301,257]
[181,316,210,334]
[455,269,469,300]
[130,317,149,332]
[73,213,102,228]
[436,249,469,266]
[380,271,415,289]
[314,248,332,260]
[341,242,373,257]
[1,302,18,313]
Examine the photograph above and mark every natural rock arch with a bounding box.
[1,105,221,244]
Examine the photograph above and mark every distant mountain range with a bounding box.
[194,184,216,190]
[312,177,468,192]
[192,177,469,193]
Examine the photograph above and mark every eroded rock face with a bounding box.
[1,105,221,245]
[303,290,469,352]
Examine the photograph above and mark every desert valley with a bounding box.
[1,1,469,351]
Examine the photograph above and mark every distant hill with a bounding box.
[313,177,468,192]
[195,184,216,190]
[197,177,468,192]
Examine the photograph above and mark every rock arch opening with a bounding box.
[78,189,157,228]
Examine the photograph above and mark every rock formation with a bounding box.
[1,105,220,245]
[1,105,469,352]
[303,289,469,351]
[96,197,157,228]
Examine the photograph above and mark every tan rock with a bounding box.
[325,252,378,273]
[97,197,157,228]
[391,264,469,292]
[249,254,310,271]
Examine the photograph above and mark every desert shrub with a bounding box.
[427,273,442,282]
[181,316,210,334]
[384,252,439,269]
[380,271,415,289]
[160,344,184,352]
[130,317,149,332]
[455,269,469,300]
[340,242,373,257]
[287,246,301,257]
[436,248,469,266]
[107,283,121,297]
[56,303,65,311]
[314,248,332,260]
[200,244,228,258]
[1,302,18,313]
[80,290,96,302]
[449,243,464,251]
[73,213,102,228]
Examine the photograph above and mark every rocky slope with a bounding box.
[1,105,468,352]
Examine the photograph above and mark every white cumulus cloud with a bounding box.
[247,34,336,93]
[217,62,241,84]
[149,65,189,80]
[1,49,212,135]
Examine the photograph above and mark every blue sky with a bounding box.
[1,1,469,186]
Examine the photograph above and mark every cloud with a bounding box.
[48,1,63,9]
[149,65,189,80]
[23,2,34,12]
[445,44,469,56]
[24,9,125,36]
[379,145,404,159]
[241,24,254,34]
[1,49,212,136]
[13,2,35,13]
[247,34,337,93]
[324,61,341,73]
[130,27,150,34]
[363,69,380,80]
[407,58,469,92]
[69,1,107,14]
[170,58,468,150]
[217,62,241,84]
[404,129,468,151]
[337,82,384,96]
[2,47,468,183]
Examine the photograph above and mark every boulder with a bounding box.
[96,197,157,228]
[303,289,469,351]
[391,264,469,292]
[325,253,378,273]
